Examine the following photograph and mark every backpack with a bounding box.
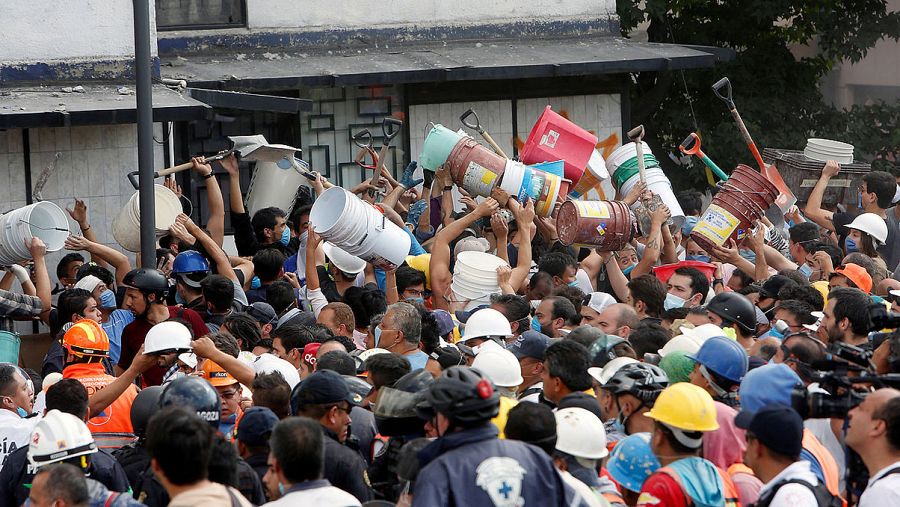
[753,478,842,507]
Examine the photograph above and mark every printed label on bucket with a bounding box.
[693,204,740,245]
[574,201,610,219]
[463,162,498,197]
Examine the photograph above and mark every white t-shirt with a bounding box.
[859,460,900,507]
[757,460,820,507]
[0,409,40,473]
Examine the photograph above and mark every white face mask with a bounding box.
[299,230,309,249]
[664,292,687,311]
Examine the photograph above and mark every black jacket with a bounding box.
[0,446,130,506]
[322,426,373,503]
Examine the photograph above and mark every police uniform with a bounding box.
[412,424,569,506]
[0,445,130,506]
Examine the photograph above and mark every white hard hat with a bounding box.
[178,352,198,369]
[322,242,366,274]
[461,308,512,341]
[472,347,523,388]
[588,356,639,386]
[28,410,97,468]
[144,321,193,355]
[846,212,888,244]
[555,407,609,459]
[357,348,391,363]
[253,353,301,389]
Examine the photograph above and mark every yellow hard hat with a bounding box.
[405,254,431,290]
[811,280,829,308]
[644,383,719,432]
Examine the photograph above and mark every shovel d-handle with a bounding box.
[381,118,403,145]
[352,129,373,150]
[711,77,735,109]
[679,133,700,155]
[459,109,483,133]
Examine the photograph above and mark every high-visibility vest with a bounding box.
[658,464,742,507]
[802,428,846,506]
[63,362,138,449]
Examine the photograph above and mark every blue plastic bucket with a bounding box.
[0,331,20,365]
[530,160,565,178]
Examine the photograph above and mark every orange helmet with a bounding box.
[201,359,238,387]
[63,319,109,358]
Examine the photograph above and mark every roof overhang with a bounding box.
[162,36,733,91]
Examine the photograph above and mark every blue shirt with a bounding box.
[102,309,134,365]
[405,350,429,371]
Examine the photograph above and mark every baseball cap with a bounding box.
[236,406,279,446]
[509,331,551,361]
[302,343,321,366]
[247,302,277,325]
[735,405,803,456]
[431,310,456,338]
[455,304,490,324]
[738,363,802,412]
[200,359,238,387]
[291,370,359,407]
[831,263,872,294]
[758,275,796,300]
[586,292,616,314]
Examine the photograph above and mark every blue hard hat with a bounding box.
[606,432,661,493]
[686,336,749,383]
[739,363,802,412]
[172,250,210,275]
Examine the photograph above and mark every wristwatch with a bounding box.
[203,171,215,179]
[713,278,724,286]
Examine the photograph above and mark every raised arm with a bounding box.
[195,157,225,247]
[631,205,671,278]
[191,336,256,388]
[803,160,840,232]
[180,214,237,283]
[66,199,107,268]
[28,239,52,324]
[64,235,132,287]
[507,198,535,293]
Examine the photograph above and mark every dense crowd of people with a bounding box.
[0,153,898,507]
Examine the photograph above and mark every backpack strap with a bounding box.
[104,492,120,507]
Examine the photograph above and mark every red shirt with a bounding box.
[638,471,688,507]
[117,306,209,386]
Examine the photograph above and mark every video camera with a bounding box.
[791,341,900,419]
[868,303,900,331]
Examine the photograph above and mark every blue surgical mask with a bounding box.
[686,255,711,263]
[664,292,687,311]
[250,276,261,289]
[99,289,116,309]
[567,281,579,287]
[798,263,813,279]
[279,227,290,246]
[374,325,383,348]
[531,316,542,332]
[16,407,27,418]
[175,292,186,306]
[405,297,425,305]
[621,263,637,276]
[844,237,858,254]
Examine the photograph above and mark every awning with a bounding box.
[0,84,211,129]
[162,36,732,91]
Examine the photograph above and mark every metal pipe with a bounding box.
[133,0,156,268]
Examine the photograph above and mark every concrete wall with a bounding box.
[247,0,614,29]
[0,1,157,78]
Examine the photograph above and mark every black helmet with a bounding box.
[396,438,432,484]
[375,370,434,437]
[588,334,633,368]
[130,385,163,437]
[123,268,170,299]
[342,375,371,406]
[603,362,668,406]
[706,292,756,333]
[418,366,499,427]
[159,376,220,428]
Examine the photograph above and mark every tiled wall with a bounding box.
[0,124,164,332]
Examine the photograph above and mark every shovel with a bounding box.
[711,78,797,213]
[460,109,509,159]
[627,125,668,235]
[679,133,728,181]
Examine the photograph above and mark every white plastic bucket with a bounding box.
[619,167,686,228]
[606,141,651,179]
[112,185,181,252]
[311,187,412,270]
[0,202,69,263]
[245,159,309,215]
[499,160,531,202]
[451,251,507,302]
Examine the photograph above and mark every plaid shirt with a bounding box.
[0,288,42,319]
